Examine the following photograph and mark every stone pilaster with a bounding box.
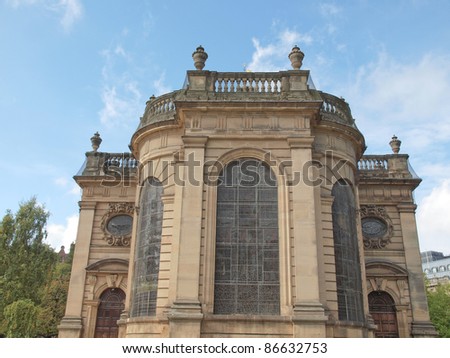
[398,203,437,337]
[168,136,207,337]
[288,137,327,337]
[58,201,96,337]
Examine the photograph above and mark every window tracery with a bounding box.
[214,159,280,315]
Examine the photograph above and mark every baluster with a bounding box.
[216,79,221,93]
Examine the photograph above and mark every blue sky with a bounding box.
[1,0,450,255]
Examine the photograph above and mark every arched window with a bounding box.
[130,178,164,317]
[214,159,280,315]
[331,180,364,323]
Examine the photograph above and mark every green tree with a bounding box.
[38,252,73,337]
[0,197,59,337]
[3,299,40,338]
[427,283,450,338]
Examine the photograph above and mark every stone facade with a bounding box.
[58,47,436,338]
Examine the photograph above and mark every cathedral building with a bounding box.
[58,46,436,338]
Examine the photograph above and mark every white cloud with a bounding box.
[69,183,81,196]
[6,0,83,31]
[53,176,81,196]
[99,82,142,127]
[247,29,313,72]
[114,45,131,60]
[338,50,450,254]
[58,0,84,32]
[47,214,79,250]
[153,72,172,96]
[353,53,450,121]
[346,51,450,163]
[417,180,450,255]
[99,43,145,127]
[54,176,69,187]
[6,0,39,7]
[319,3,342,17]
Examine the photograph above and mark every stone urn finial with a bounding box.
[289,45,305,70]
[389,135,401,154]
[192,45,208,70]
[91,132,102,152]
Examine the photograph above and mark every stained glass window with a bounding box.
[130,178,163,317]
[214,159,280,315]
[331,180,364,323]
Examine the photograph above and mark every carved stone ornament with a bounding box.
[360,205,394,249]
[100,203,134,246]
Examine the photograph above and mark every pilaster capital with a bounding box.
[78,201,97,210]
[287,136,314,149]
[397,203,417,213]
[182,135,208,148]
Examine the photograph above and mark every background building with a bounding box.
[422,251,450,289]
[58,46,436,338]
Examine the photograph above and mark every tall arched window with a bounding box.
[331,180,364,323]
[214,159,280,315]
[130,177,164,317]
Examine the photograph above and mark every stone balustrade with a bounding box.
[136,69,356,131]
[139,91,178,130]
[214,72,283,93]
[104,153,139,171]
[146,94,176,116]
[358,155,388,171]
[319,91,355,128]
[358,154,419,181]
[78,151,139,178]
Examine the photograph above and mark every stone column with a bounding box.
[168,136,207,338]
[58,201,96,337]
[287,137,327,337]
[398,203,437,337]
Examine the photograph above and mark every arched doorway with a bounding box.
[94,288,125,338]
[368,291,399,338]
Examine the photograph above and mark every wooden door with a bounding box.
[369,291,399,338]
[94,288,125,338]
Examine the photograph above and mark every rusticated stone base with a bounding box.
[57,316,83,338]
[168,300,203,338]
[411,321,438,337]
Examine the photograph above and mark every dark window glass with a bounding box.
[332,180,364,323]
[214,159,280,315]
[130,178,163,317]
